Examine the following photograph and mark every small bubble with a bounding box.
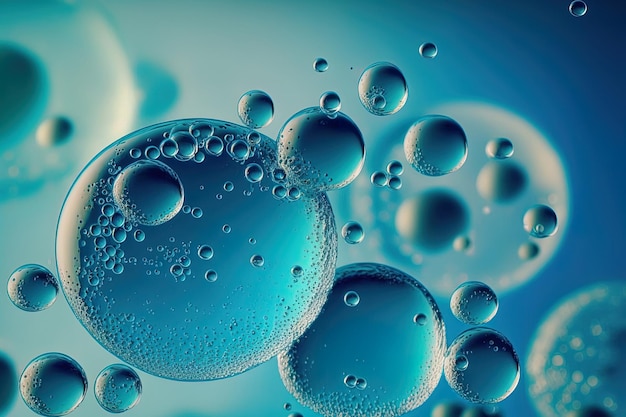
[370,171,388,187]
[223,181,234,192]
[129,148,142,158]
[272,185,287,199]
[229,139,251,161]
[343,290,360,307]
[341,221,365,244]
[358,61,408,116]
[313,57,329,72]
[189,121,214,139]
[386,160,404,175]
[198,245,214,260]
[145,145,160,160]
[523,205,558,238]
[160,138,179,157]
[244,163,264,183]
[486,138,514,159]
[222,224,231,234]
[191,207,203,218]
[355,377,368,390]
[419,42,438,58]
[250,254,265,268]
[291,265,304,277]
[35,116,73,147]
[569,0,587,17]
[205,136,224,156]
[204,270,218,282]
[388,175,402,190]
[94,364,142,413]
[518,241,540,260]
[413,313,427,325]
[237,90,274,129]
[319,91,341,116]
[248,237,256,245]
[455,355,469,371]
[7,264,59,312]
[344,374,357,388]
[453,236,472,252]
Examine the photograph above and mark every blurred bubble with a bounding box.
[461,407,505,417]
[476,160,528,203]
[35,116,73,147]
[453,236,472,252]
[7,264,58,312]
[0,352,17,414]
[419,42,438,58]
[135,60,178,121]
[569,1,588,17]
[431,402,465,417]
[358,62,408,116]
[341,221,365,244]
[237,90,274,129]
[450,281,499,325]
[319,91,341,117]
[94,364,142,413]
[518,241,540,260]
[485,138,514,159]
[313,57,328,72]
[523,204,558,238]
[566,407,613,417]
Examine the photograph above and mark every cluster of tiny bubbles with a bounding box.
[55,118,338,380]
[358,61,408,116]
[277,106,365,191]
[35,116,73,147]
[419,42,438,59]
[523,204,558,238]
[7,264,59,312]
[94,364,142,413]
[371,160,405,190]
[19,352,88,416]
[278,263,446,417]
[341,221,365,244]
[404,114,468,176]
[476,159,528,203]
[444,327,520,403]
[569,0,588,17]
[395,188,470,252]
[313,57,328,72]
[485,138,514,160]
[237,90,274,129]
[526,282,626,417]
[0,351,17,414]
[319,91,341,117]
[450,281,499,325]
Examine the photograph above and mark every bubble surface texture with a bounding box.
[7,264,59,312]
[450,281,499,325]
[358,62,408,116]
[237,90,274,129]
[94,364,142,413]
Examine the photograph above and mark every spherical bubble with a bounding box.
[313,57,328,72]
[171,131,198,161]
[343,290,360,307]
[244,163,264,183]
[370,171,388,187]
[341,221,365,244]
[444,327,520,403]
[404,115,468,176]
[431,402,465,417]
[566,407,613,417]
[112,159,184,226]
[56,118,337,381]
[7,264,59,312]
[450,281,499,325]
[250,254,265,268]
[569,1,588,17]
[19,352,87,416]
[523,204,558,238]
[461,407,505,417]
[518,241,540,260]
[386,160,404,176]
[277,106,365,191]
[35,116,73,147]
[0,352,17,414]
[395,189,469,252]
[453,236,472,252]
[486,138,514,159]
[237,90,274,129]
[358,61,408,116]
[94,364,142,413]
[476,160,528,203]
[527,282,626,417]
[419,42,438,58]
[279,263,446,417]
[388,175,402,190]
[319,91,341,116]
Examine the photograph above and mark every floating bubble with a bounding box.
[0,352,17,414]
[431,402,465,417]
[313,57,328,72]
[444,327,520,403]
[279,263,446,417]
[343,290,360,307]
[523,204,558,238]
[413,313,428,325]
[250,254,265,268]
[19,352,87,416]
[94,364,142,413]
[56,118,337,381]
[527,282,626,417]
[244,163,264,183]
[277,106,365,191]
[566,407,613,417]
[419,42,438,58]
[450,281,499,325]
[453,236,472,252]
[518,241,540,260]
[7,264,59,312]
[461,407,505,417]
[341,221,365,244]
[237,90,274,129]
[388,175,402,190]
[197,245,214,260]
[35,116,73,147]
[486,138,514,159]
[319,91,341,116]
[370,171,388,187]
[569,1,588,17]
[171,131,198,161]
[476,160,528,203]
[386,160,404,176]
[404,115,468,176]
[358,62,408,116]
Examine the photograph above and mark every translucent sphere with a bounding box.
[485,138,514,159]
[341,221,365,244]
[476,160,527,203]
[518,241,540,260]
[94,364,142,413]
[279,263,446,417]
[527,282,626,417]
[566,407,613,417]
[237,90,274,129]
[56,118,337,381]
[419,42,438,58]
[7,264,58,312]
[371,171,388,187]
[0,352,17,414]
[569,1,588,17]
[404,115,468,176]
[450,281,499,325]
[357,62,408,116]
[277,106,365,191]
[444,327,520,404]
[523,204,558,238]
[19,352,88,416]
[319,91,341,116]
[386,160,404,175]
[35,116,73,147]
[313,57,328,72]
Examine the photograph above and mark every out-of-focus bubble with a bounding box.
[523,204,558,238]
[569,1,588,17]
[313,57,328,72]
[461,407,505,417]
[485,138,514,159]
[319,91,341,117]
[341,221,365,244]
[566,407,613,417]
[94,364,142,413]
[444,327,520,403]
[527,282,626,417]
[135,60,178,121]
[358,62,408,116]
[476,161,527,203]
[450,281,499,325]
[237,90,274,129]
[386,160,404,176]
[20,352,87,416]
[279,263,446,417]
[518,241,540,260]
[419,42,438,58]
[7,264,58,312]
[453,236,472,252]
[431,402,465,417]
[0,352,17,414]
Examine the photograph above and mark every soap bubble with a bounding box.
[279,263,446,417]
[450,281,499,325]
[94,364,142,413]
[476,161,528,203]
[0,352,17,414]
[56,118,337,381]
[444,327,520,403]
[277,106,365,191]
[523,204,558,238]
[419,42,438,58]
[319,91,341,116]
[341,221,365,244]
[7,264,59,312]
[313,57,328,72]
[386,160,404,176]
[569,1,588,17]
[370,171,388,187]
[486,138,514,159]
[20,352,88,416]
[343,290,360,307]
[237,90,274,129]
[35,116,73,147]
[527,282,626,417]
[358,62,408,116]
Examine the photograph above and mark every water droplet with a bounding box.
[35,116,73,147]
[319,91,341,117]
[313,57,328,72]
[198,245,214,260]
[343,290,360,306]
[7,264,58,312]
[455,355,469,371]
[450,281,499,325]
[237,90,274,129]
[358,62,408,116]
[569,0,587,17]
[204,270,217,282]
[94,364,142,413]
[341,221,365,244]
[370,171,388,187]
[419,42,438,58]
[476,160,528,203]
[250,254,265,268]
[518,241,540,260]
[228,139,251,161]
[386,160,404,176]
[413,313,427,325]
[523,204,558,238]
[205,136,224,156]
[486,138,514,159]
[244,163,264,183]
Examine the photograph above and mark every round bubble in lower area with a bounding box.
[7,264,59,312]
[419,42,438,58]
[94,364,142,413]
[523,204,558,238]
[403,115,468,177]
[35,116,73,147]
[277,106,365,191]
[19,352,87,417]
[450,281,499,325]
[485,138,514,159]
[341,221,365,244]
[237,90,274,129]
[444,327,520,404]
[431,402,465,417]
[569,1,587,17]
[56,118,337,381]
[461,407,504,417]
[527,282,626,417]
[313,57,328,72]
[278,263,446,417]
[0,352,17,414]
[357,61,408,116]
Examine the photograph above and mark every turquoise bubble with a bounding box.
[277,106,365,191]
[94,364,142,413]
[569,1,587,17]
[450,281,499,325]
[279,263,446,417]
[476,160,528,203]
[386,160,404,176]
[19,352,87,416]
[370,171,388,187]
[35,116,73,147]
[404,115,468,176]
[388,175,402,190]
[358,62,408,116]
[485,138,514,159]
[341,221,365,244]
[444,327,520,404]
[56,118,337,381]
[237,90,274,129]
[313,57,328,72]
[0,352,17,414]
[7,264,58,312]
[518,241,540,260]
[319,91,341,116]
[566,407,613,417]
[419,42,438,58]
[431,402,465,417]
[523,204,558,238]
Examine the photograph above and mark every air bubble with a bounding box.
[7,264,58,312]
[198,245,214,260]
[35,116,73,147]
[486,138,514,159]
[450,281,499,325]
[94,364,142,413]
[341,221,365,244]
[344,290,360,307]
[569,1,588,17]
[313,57,328,72]
[523,204,558,238]
[237,90,274,129]
[419,42,438,58]
[358,62,408,116]
[319,91,341,117]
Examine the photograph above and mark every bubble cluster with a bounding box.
[523,204,558,238]
[450,281,499,325]
[358,62,408,116]
[237,90,274,129]
[7,264,59,312]
[419,42,438,58]
[94,364,142,413]
[279,263,446,417]
[35,116,73,147]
